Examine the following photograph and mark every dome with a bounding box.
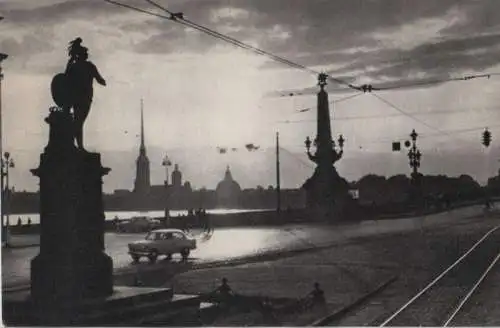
[216,166,241,207]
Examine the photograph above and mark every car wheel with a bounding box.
[131,254,140,263]
[180,248,190,260]
[148,250,158,263]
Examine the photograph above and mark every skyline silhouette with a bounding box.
[2,0,500,192]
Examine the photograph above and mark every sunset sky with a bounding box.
[2,0,500,192]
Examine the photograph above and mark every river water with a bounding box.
[8,208,272,225]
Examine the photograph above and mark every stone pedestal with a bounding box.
[303,166,352,215]
[30,110,113,307]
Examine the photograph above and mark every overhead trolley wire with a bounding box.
[370,92,486,148]
[104,0,500,144]
[371,73,500,92]
[105,0,500,95]
[104,0,359,91]
[144,0,359,89]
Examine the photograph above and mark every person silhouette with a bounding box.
[65,37,106,150]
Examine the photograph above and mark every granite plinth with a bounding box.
[3,286,203,326]
[31,111,114,306]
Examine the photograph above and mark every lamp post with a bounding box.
[2,151,14,246]
[162,154,172,222]
[0,52,8,241]
[408,129,422,179]
[408,129,422,204]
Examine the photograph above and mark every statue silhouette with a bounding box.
[60,37,106,150]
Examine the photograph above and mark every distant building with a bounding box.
[171,164,182,188]
[168,164,191,209]
[216,166,241,208]
[133,100,151,195]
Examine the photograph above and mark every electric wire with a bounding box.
[104,0,358,90]
[279,147,315,170]
[105,0,500,144]
[296,92,363,113]
[373,73,500,92]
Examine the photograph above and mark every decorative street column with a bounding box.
[408,129,422,205]
[302,73,351,219]
[408,129,422,183]
[1,151,14,246]
[0,52,8,243]
[162,154,172,223]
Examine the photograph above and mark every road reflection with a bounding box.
[3,226,335,287]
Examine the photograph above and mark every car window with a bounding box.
[145,232,157,240]
[172,232,185,240]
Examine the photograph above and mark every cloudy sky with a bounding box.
[2,0,500,192]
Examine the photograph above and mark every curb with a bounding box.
[3,243,40,250]
[311,275,398,326]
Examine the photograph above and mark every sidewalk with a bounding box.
[168,205,498,325]
[171,245,397,326]
[4,234,40,249]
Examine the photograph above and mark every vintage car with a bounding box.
[116,216,162,233]
[128,229,197,263]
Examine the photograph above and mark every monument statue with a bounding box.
[29,38,113,323]
[51,37,106,150]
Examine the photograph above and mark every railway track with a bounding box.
[377,225,500,326]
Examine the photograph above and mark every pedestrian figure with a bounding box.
[210,277,234,305]
[27,217,32,227]
[64,37,106,150]
[307,282,326,308]
[16,217,22,227]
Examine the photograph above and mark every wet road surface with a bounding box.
[2,205,488,289]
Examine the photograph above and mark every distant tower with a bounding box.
[134,99,151,194]
[171,164,182,188]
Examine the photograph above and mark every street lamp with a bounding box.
[161,154,172,222]
[304,134,345,159]
[2,151,14,246]
[408,129,422,179]
[0,53,8,237]
[407,129,423,206]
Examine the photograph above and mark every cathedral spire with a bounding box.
[134,98,151,195]
[140,98,146,155]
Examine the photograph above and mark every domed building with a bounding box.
[216,166,241,208]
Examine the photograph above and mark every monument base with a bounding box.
[30,110,114,306]
[302,166,357,221]
[4,286,203,326]
[31,251,113,302]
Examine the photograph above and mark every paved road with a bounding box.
[448,245,500,326]
[327,212,500,326]
[1,205,490,289]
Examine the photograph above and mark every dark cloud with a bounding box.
[440,0,500,36]
[334,33,500,81]
[270,30,500,96]
[5,0,500,83]
[1,0,116,25]
[114,0,464,58]
[0,34,55,57]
